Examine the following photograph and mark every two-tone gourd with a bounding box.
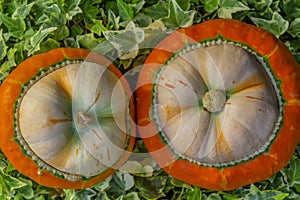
[136,19,300,190]
[0,48,135,189]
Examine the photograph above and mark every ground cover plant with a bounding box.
[1,0,300,199]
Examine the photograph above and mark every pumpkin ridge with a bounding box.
[229,83,264,94]
[266,44,280,58]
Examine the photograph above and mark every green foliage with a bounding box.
[218,0,250,19]
[0,13,26,39]
[1,0,300,199]
[288,18,300,37]
[161,0,196,29]
[0,30,7,60]
[28,26,57,55]
[117,0,134,21]
[281,156,300,187]
[250,12,289,37]
[135,175,168,199]
[186,186,201,200]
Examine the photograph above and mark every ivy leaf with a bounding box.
[38,38,60,54]
[0,175,3,194]
[97,191,111,200]
[245,0,272,13]
[288,18,300,37]
[130,0,145,14]
[93,176,112,192]
[247,184,290,199]
[218,0,250,19]
[106,173,126,199]
[43,3,62,15]
[12,42,24,65]
[186,186,201,200]
[117,0,134,21]
[1,172,27,191]
[64,37,80,48]
[104,171,134,199]
[63,0,82,20]
[74,188,97,199]
[123,192,140,200]
[64,189,76,200]
[116,171,134,191]
[108,9,120,30]
[6,0,21,16]
[105,0,118,15]
[103,22,144,59]
[28,26,57,55]
[70,25,83,37]
[161,0,196,29]
[170,178,193,189]
[42,14,69,41]
[22,28,35,53]
[201,0,218,13]
[0,0,4,13]
[143,0,169,20]
[0,159,7,172]
[0,30,7,60]
[247,190,289,200]
[221,192,242,200]
[82,3,100,24]
[134,176,168,199]
[132,13,152,27]
[119,160,154,177]
[35,15,49,25]
[1,48,18,79]
[176,0,191,10]
[17,185,34,199]
[76,33,99,50]
[34,3,61,24]
[91,19,108,36]
[281,157,300,187]
[0,13,26,39]
[12,1,35,19]
[207,193,222,200]
[282,0,300,18]
[250,12,289,38]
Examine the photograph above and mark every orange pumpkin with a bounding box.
[0,48,135,189]
[136,19,300,190]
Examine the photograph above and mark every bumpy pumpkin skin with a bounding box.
[0,48,135,189]
[136,19,300,190]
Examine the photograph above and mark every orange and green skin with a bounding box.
[0,48,136,189]
[136,19,300,191]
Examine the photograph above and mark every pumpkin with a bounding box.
[136,19,300,190]
[0,48,135,189]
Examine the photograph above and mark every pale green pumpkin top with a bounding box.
[16,62,130,181]
[153,43,282,167]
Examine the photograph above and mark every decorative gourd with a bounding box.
[136,19,300,190]
[0,48,135,189]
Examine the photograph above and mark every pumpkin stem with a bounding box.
[76,112,93,128]
[202,90,226,113]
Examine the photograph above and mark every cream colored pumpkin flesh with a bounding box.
[15,61,130,181]
[153,42,282,166]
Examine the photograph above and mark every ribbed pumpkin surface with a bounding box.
[0,48,135,189]
[153,44,280,166]
[136,19,300,190]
